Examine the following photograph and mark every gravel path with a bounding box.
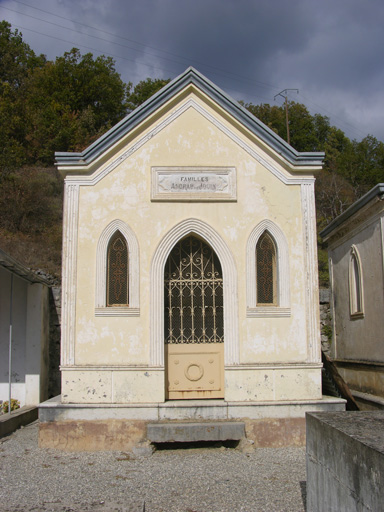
[0,421,306,512]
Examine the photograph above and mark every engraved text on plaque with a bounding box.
[151,167,236,201]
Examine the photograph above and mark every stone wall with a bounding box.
[33,271,61,399]
[48,286,61,398]
[319,289,332,356]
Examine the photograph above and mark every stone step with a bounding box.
[147,421,245,443]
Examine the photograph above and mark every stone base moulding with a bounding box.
[39,395,345,451]
[60,364,324,404]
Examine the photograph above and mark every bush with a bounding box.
[1,398,20,414]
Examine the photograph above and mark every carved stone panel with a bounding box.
[151,167,237,201]
[166,343,224,399]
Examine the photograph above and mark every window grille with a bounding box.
[256,231,276,305]
[107,231,128,306]
[164,236,224,344]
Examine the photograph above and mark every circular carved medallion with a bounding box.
[184,363,204,381]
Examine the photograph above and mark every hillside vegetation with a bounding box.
[1,21,384,282]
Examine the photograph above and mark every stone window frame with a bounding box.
[349,244,364,318]
[95,219,139,316]
[246,220,291,317]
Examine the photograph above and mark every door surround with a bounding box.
[164,235,224,399]
[150,218,239,367]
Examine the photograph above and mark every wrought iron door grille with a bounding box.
[164,236,224,344]
[107,231,128,306]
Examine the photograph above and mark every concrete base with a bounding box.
[39,395,345,451]
[306,412,384,512]
[0,406,38,438]
[147,421,245,443]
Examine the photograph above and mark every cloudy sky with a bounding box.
[1,0,383,142]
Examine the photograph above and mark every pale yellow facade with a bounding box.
[58,71,324,407]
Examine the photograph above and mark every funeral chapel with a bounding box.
[39,68,344,450]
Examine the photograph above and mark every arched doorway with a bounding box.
[164,235,224,399]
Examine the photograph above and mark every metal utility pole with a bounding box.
[8,274,13,416]
[274,89,299,145]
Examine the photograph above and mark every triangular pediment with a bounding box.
[56,67,324,175]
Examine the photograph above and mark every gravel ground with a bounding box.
[0,421,307,512]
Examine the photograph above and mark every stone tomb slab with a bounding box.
[147,421,245,443]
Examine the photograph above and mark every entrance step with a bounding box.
[147,421,245,443]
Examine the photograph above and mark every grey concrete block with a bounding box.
[306,412,384,512]
[131,441,155,458]
[319,288,330,304]
[147,421,245,443]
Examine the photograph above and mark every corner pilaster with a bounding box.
[301,181,321,363]
[61,183,79,366]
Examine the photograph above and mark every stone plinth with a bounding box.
[39,395,345,451]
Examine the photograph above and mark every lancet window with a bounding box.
[95,219,139,315]
[349,245,364,317]
[256,231,277,305]
[107,230,129,306]
[246,220,290,317]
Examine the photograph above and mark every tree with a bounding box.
[126,77,170,112]
[0,21,45,176]
[338,135,384,194]
[286,102,319,152]
[243,102,286,139]
[23,48,128,163]
[0,20,45,89]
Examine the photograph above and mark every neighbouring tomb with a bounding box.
[321,184,384,410]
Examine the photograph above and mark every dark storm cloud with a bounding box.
[1,0,384,140]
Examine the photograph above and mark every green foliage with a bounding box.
[0,20,45,88]
[244,102,286,138]
[23,48,128,164]
[321,323,333,344]
[126,77,171,112]
[0,167,63,232]
[318,243,330,288]
[0,22,45,176]
[337,135,384,193]
[1,398,20,413]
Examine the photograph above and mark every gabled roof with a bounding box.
[320,183,384,240]
[55,67,324,169]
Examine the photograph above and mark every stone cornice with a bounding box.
[56,67,324,172]
[321,183,384,242]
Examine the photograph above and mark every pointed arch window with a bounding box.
[349,245,364,318]
[246,220,290,317]
[256,231,277,305]
[107,231,128,306]
[95,220,139,316]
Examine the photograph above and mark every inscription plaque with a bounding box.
[151,167,236,201]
